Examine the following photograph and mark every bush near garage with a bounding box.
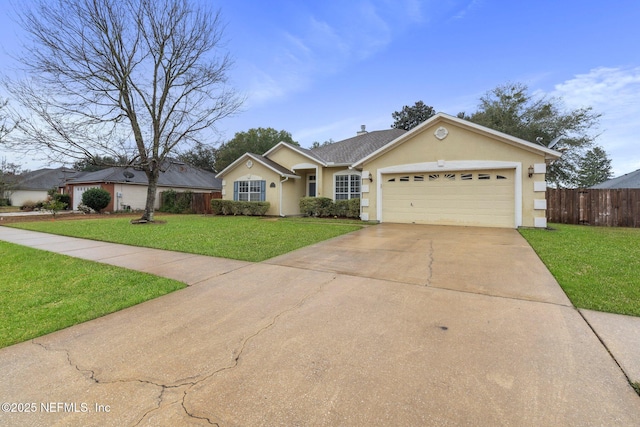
[46,188,71,210]
[81,187,111,212]
[210,200,270,216]
[299,197,360,218]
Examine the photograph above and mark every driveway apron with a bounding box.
[0,224,638,426]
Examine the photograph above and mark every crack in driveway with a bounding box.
[425,239,434,286]
[179,274,338,424]
[31,274,337,426]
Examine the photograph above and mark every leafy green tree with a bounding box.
[391,101,436,131]
[82,188,111,212]
[177,143,218,172]
[0,158,24,205]
[310,139,334,149]
[6,0,242,223]
[461,83,601,187]
[576,146,613,188]
[73,155,130,172]
[214,128,298,172]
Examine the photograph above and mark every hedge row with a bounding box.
[299,197,360,218]
[160,189,194,214]
[211,200,270,216]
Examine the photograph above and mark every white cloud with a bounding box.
[243,1,416,106]
[553,67,640,112]
[551,66,640,175]
[452,0,483,20]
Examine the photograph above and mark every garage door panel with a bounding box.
[382,169,515,228]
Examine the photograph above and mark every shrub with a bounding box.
[21,200,39,211]
[299,197,334,217]
[81,187,111,212]
[51,192,71,209]
[43,198,67,217]
[211,199,270,216]
[160,190,193,213]
[299,197,360,218]
[0,198,10,206]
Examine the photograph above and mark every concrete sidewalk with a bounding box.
[0,224,638,426]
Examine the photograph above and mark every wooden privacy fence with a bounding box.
[160,191,222,214]
[191,192,222,214]
[546,188,640,227]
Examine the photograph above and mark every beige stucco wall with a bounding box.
[220,158,286,216]
[267,146,326,197]
[319,166,362,201]
[10,190,49,207]
[359,120,549,227]
[219,149,326,216]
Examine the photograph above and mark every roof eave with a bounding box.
[263,141,328,167]
[353,113,562,167]
[216,153,301,179]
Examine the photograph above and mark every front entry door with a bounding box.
[308,175,316,197]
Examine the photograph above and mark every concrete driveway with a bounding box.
[0,224,638,426]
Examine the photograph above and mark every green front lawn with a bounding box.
[6,215,365,262]
[0,206,21,213]
[520,224,640,317]
[0,241,185,348]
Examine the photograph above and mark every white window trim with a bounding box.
[307,174,317,197]
[376,161,523,227]
[235,179,264,202]
[333,170,362,200]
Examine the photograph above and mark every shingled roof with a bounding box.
[12,167,80,190]
[309,128,407,164]
[591,168,640,189]
[67,161,221,190]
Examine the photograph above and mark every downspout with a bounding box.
[279,176,289,217]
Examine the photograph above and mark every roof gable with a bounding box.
[215,152,299,179]
[263,142,327,166]
[353,113,561,167]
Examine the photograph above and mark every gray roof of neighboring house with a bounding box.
[11,167,80,191]
[308,128,407,164]
[67,161,221,190]
[591,169,640,189]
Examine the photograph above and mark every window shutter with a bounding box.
[260,180,266,201]
[233,181,239,201]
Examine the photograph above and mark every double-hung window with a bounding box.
[335,173,360,200]
[234,180,266,201]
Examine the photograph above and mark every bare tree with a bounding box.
[0,99,11,144]
[5,0,242,221]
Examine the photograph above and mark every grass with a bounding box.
[0,241,185,348]
[6,215,365,262]
[0,206,21,213]
[520,224,640,317]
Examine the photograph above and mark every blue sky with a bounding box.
[1,0,639,176]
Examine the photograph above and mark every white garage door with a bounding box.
[73,185,101,210]
[381,169,515,228]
